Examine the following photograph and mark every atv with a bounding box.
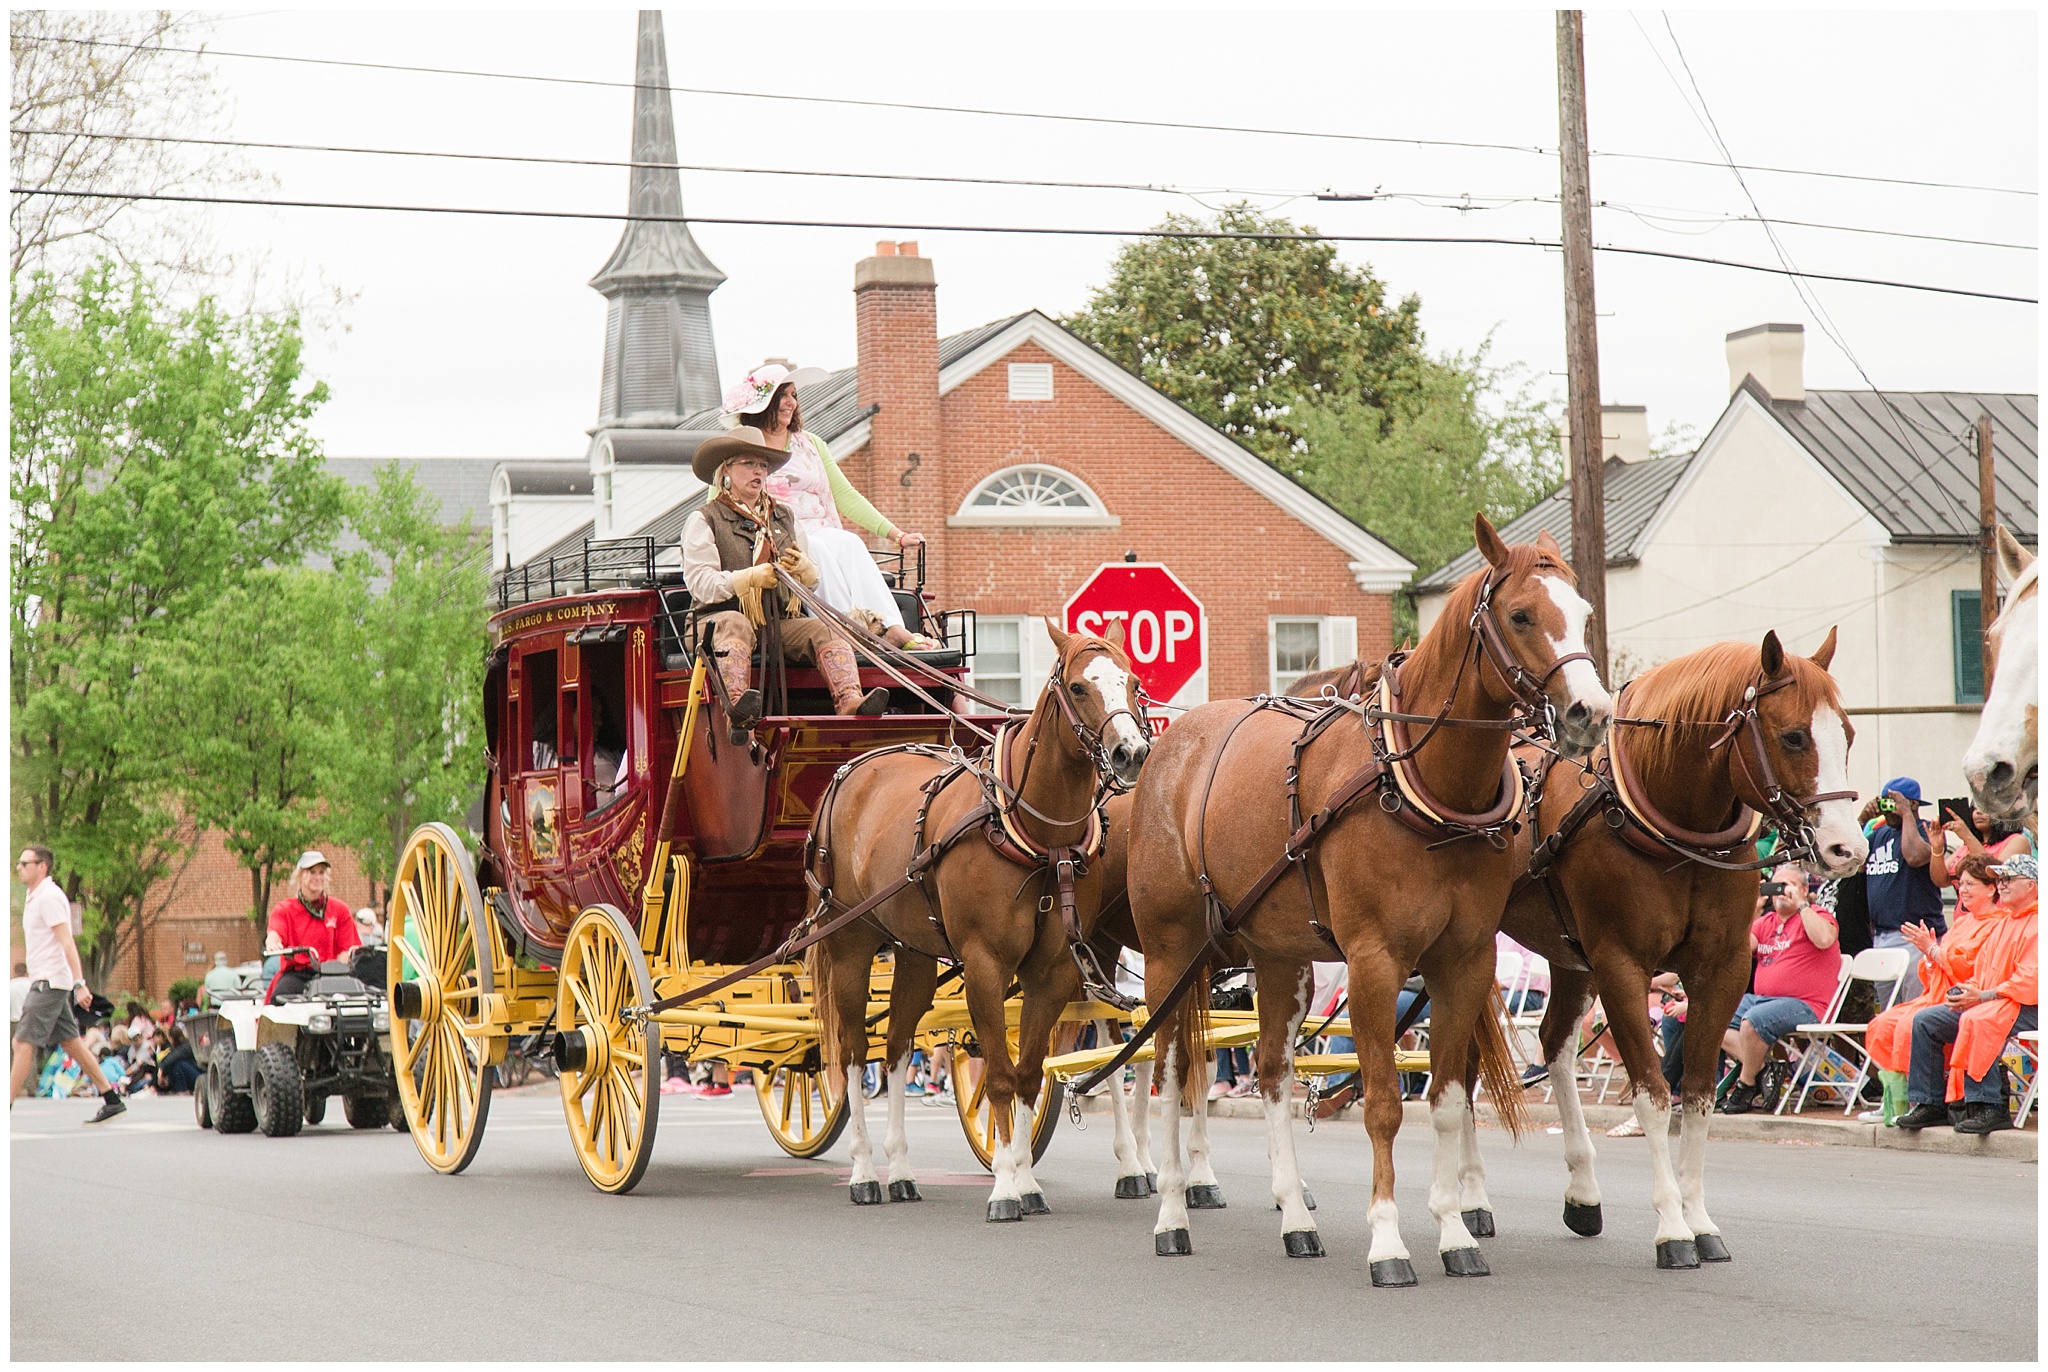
[191,945,402,1137]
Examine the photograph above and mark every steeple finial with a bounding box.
[590,10,724,425]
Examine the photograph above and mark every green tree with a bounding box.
[1064,203,1427,459]
[10,264,342,977]
[149,567,354,921]
[325,466,490,903]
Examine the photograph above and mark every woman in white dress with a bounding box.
[720,363,933,648]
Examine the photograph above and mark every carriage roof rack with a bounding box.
[493,536,662,611]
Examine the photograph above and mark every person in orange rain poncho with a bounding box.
[1863,853,2002,1124]
[1895,854,2038,1136]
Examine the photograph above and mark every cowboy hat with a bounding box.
[718,362,829,428]
[692,431,790,486]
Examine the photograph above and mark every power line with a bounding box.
[21,127,2029,254]
[13,184,2038,304]
[19,32,2039,200]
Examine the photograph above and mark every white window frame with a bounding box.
[949,463,1120,529]
[1269,615,1358,696]
[591,437,617,538]
[1007,362,1054,401]
[968,615,1056,707]
[490,468,513,570]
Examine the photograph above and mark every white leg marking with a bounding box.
[1101,1022,1143,1185]
[1633,1093,1690,1244]
[1267,969,1315,1235]
[883,1051,914,1185]
[1131,1061,1158,1176]
[1153,1043,1190,1237]
[987,1079,1022,1206]
[1367,1198,1410,1264]
[1429,1082,1480,1255]
[1549,1038,1603,1208]
[1678,1099,1719,1236]
[844,1063,878,1187]
[1187,1054,1220,1189]
[1457,1095,1492,1214]
[1013,1092,1045,1199]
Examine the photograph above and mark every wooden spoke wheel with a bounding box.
[954,1025,1066,1172]
[757,1049,850,1159]
[557,904,659,1195]
[389,822,495,1175]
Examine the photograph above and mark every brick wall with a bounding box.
[844,331,1394,699]
[853,242,947,588]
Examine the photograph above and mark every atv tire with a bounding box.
[304,1094,327,1127]
[212,1052,256,1135]
[343,1092,390,1130]
[194,1069,213,1130]
[253,1044,305,1137]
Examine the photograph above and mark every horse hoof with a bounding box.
[1186,1184,1227,1210]
[1369,1258,1419,1288]
[849,1181,884,1206]
[1461,1208,1496,1238]
[1155,1228,1193,1257]
[1441,1246,1491,1278]
[1146,1172,1159,1194]
[1694,1232,1732,1263]
[1283,1229,1325,1258]
[987,1198,1024,1223]
[1115,1175,1150,1200]
[1562,1201,1603,1237]
[1019,1191,1051,1217]
[1656,1238,1700,1270]
[887,1179,922,1203]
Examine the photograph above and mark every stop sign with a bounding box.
[1063,562,1206,704]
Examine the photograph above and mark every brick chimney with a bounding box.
[1726,322,1805,401]
[855,241,945,591]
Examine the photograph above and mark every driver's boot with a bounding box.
[819,639,888,716]
[719,652,761,744]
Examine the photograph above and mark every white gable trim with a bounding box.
[936,313,1415,592]
[1634,386,1889,557]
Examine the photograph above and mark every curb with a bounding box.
[1071,1090,2037,1161]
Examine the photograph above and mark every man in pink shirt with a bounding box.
[1720,863,1840,1114]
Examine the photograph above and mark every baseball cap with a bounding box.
[295,850,330,871]
[1880,777,1923,804]
[1991,854,2038,881]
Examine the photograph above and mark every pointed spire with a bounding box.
[591,10,724,425]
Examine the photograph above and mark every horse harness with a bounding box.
[637,657,1140,1017]
[1073,566,1588,1092]
[1510,666,1861,964]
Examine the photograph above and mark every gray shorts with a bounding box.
[13,985,80,1049]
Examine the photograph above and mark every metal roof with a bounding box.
[601,429,716,466]
[1765,384,2036,545]
[497,461,591,497]
[1415,452,1693,594]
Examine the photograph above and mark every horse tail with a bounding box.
[1169,944,1214,1099]
[1474,983,1526,1139]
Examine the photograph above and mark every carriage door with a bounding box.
[517,646,572,867]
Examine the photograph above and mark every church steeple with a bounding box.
[591,10,724,427]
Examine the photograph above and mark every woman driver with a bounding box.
[719,363,934,649]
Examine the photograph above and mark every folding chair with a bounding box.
[2010,1030,2039,1128]
[1782,949,1904,1115]
[1496,949,1549,1071]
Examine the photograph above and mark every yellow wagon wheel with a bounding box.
[757,1048,851,1158]
[954,1023,1067,1172]
[557,903,659,1195]
[388,822,495,1175]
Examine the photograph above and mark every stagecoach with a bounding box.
[385,534,1123,1191]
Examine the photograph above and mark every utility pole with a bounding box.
[1557,10,1608,677]
[1977,411,1998,690]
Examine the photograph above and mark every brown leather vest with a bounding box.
[694,497,799,619]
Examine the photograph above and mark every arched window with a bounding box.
[950,464,1119,528]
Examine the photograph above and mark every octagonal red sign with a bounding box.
[1063,562,1206,704]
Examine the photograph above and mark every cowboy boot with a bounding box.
[719,652,762,743]
[818,638,888,716]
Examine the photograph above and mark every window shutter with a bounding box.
[1953,590,1985,704]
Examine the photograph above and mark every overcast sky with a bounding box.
[183,6,2036,461]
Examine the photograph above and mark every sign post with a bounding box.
[1063,563,1207,717]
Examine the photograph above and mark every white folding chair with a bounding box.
[1496,949,1549,1071]
[2010,1030,2039,1127]
[1782,948,1907,1115]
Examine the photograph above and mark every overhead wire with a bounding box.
[17,32,2039,200]
[11,185,2037,304]
[20,126,2032,255]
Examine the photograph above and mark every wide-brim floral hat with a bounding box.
[719,363,828,427]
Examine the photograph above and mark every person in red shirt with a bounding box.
[1720,864,1841,1114]
[264,851,361,999]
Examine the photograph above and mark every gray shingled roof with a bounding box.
[327,457,498,528]
[1765,384,2036,545]
[499,461,590,497]
[1415,453,1693,594]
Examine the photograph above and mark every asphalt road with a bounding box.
[12,1085,2037,1361]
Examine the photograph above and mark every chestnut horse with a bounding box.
[1963,525,2038,823]
[807,623,1153,1219]
[1124,516,1614,1281]
[1496,629,1867,1267]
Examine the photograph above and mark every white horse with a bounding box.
[1963,525,2038,825]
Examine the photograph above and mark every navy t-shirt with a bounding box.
[1862,820,1944,934]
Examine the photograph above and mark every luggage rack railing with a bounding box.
[494,537,660,610]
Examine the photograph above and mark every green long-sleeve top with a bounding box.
[811,433,898,542]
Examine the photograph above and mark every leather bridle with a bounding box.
[1468,565,1596,737]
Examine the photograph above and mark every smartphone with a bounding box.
[1760,881,1788,897]
[1938,797,1975,831]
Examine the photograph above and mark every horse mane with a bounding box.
[1621,640,1840,776]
